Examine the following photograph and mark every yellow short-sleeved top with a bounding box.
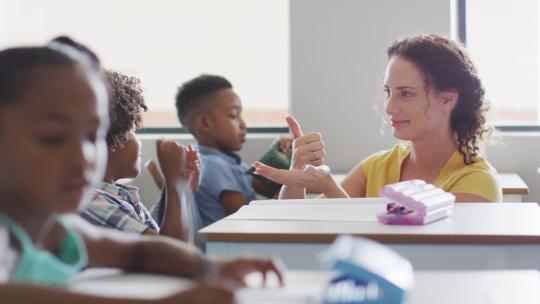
[360,144,502,202]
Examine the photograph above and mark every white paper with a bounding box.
[71,269,193,299]
[236,271,333,304]
[236,288,319,304]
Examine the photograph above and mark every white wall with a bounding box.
[0,0,289,124]
[133,0,540,205]
[289,0,452,172]
[485,133,540,203]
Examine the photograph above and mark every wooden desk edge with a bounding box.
[503,188,529,195]
[202,232,540,244]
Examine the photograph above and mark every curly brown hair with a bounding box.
[387,34,490,165]
[105,70,148,149]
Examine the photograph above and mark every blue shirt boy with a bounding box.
[196,145,257,227]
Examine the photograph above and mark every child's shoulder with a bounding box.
[200,155,249,179]
[199,151,233,168]
[198,147,244,169]
[197,149,250,186]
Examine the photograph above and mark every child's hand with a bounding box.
[164,282,235,304]
[277,136,292,153]
[253,161,335,194]
[212,257,285,287]
[286,115,326,169]
[156,139,186,182]
[186,144,200,194]
[156,140,199,193]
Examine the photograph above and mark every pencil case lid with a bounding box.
[380,180,455,214]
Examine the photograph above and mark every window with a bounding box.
[461,0,538,127]
[0,0,290,128]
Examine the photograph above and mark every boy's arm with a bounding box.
[219,191,249,214]
[155,141,199,241]
[155,140,185,241]
[70,215,284,285]
[251,178,279,198]
[72,215,200,276]
[203,158,251,214]
[157,181,184,240]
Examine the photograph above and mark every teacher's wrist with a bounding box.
[321,177,345,198]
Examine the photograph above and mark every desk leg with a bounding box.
[502,194,523,202]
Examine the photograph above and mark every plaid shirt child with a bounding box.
[81,182,159,234]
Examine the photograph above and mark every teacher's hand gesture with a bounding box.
[286,115,325,169]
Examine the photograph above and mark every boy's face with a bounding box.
[207,89,247,152]
[0,66,109,215]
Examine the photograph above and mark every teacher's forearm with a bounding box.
[322,179,349,198]
[278,185,305,199]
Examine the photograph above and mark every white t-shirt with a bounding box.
[0,223,18,282]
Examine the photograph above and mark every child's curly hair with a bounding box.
[105,70,147,149]
[388,34,490,165]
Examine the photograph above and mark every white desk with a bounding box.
[201,201,540,270]
[499,172,529,202]
[70,269,540,304]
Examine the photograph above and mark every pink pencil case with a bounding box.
[377,179,455,225]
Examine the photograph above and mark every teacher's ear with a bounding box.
[439,90,458,112]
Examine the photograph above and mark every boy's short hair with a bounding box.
[106,70,147,149]
[175,74,232,133]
